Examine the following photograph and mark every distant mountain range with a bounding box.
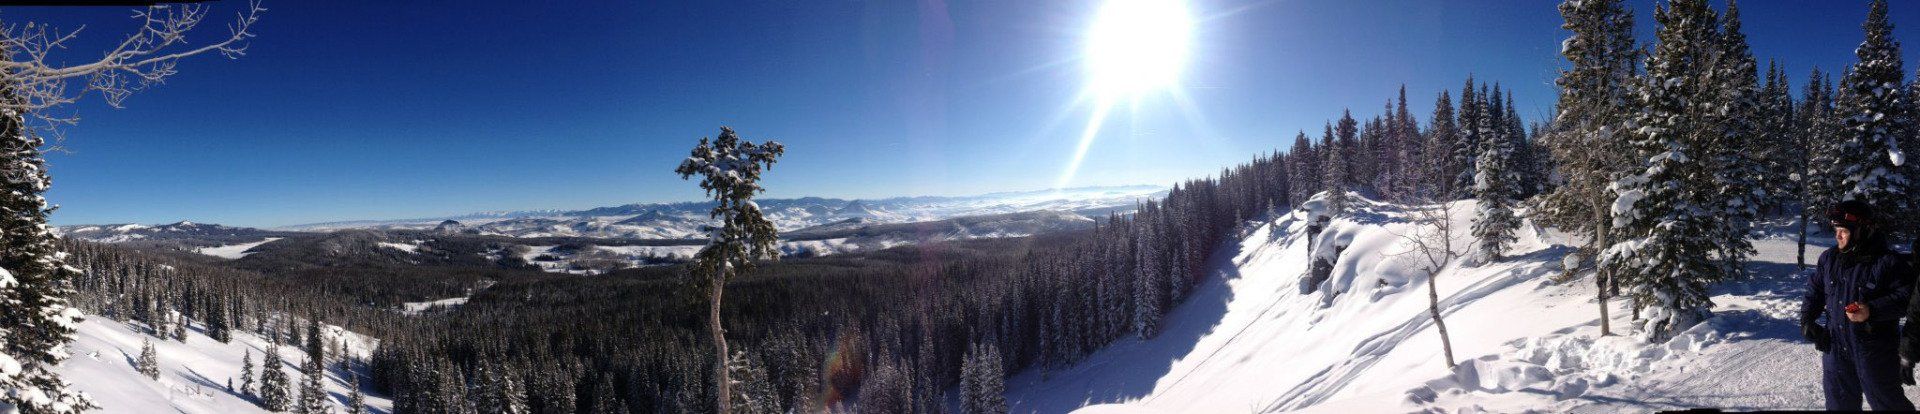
[57,185,1165,245]
[274,185,1165,239]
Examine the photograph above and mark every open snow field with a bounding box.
[59,317,392,413]
[1006,195,1902,413]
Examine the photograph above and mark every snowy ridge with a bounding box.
[1008,193,1884,413]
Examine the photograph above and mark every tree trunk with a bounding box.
[711,270,730,414]
[1594,198,1612,336]
[1798,210,1809,269]
[1428,269,1456,368]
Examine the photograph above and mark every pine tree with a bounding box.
[0,94,95,411]
[1427,91,1461,198]
[1834,0,1917,237]
[674,127,785,414]
[858,359,913,414]
[1606,0,1726,343]
[1536,0,1643,337]
[242,350,257,396]
[346,375,366,414]
[1801,68,1841,268]
[296,319,328,414]
[1132,203,1164,339]
[1705,0,1761,278]
[207,294,232,343]
[137,338,160,380]
[1453,78,1484,198]
[1323,121,1352,215]
[496,366,529,414]
[727,350,778,414]
[1287,132,1314,204]
[260,342,292,412]
[1472,86,1521,263]
[960,342,1007,414]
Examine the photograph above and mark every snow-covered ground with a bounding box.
[1005,194,1886,413]
[191,238,282,259]
[60,316,391,413]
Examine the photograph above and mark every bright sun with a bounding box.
[1086,0,1193,99]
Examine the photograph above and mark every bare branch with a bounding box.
[0,1,265,130]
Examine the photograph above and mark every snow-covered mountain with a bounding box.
[277,185,1165,239]
[55,222,292,244]
[1012,193,1868,413]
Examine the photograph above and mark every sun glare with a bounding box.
[1086,0,1193,99]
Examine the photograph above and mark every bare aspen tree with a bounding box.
[1390,198,1465,368]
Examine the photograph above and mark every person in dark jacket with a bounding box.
[1802,199,1915,410]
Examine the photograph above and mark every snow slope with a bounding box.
[1005,193,1889,413]
[59,316,392,413]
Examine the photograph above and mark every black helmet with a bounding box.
[1829,199,1876,230]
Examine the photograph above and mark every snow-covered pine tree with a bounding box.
[346,375,366,414]
[1393,86,1426,200]
[1472,86,1522,263]
[588,375,622,414]
[960,342,1007,414]
[1606,0,1726,343]
[1324,121,1353,215]
[1288,131,1320,205]
[674,127,785,414]
[1757,61,1798,214]
[0,92,95,412]
[472,362,504,414]
[1705,0,1761,279]
[241,350,257,396]
[260,342,292,412]
[297,320,328,414]
[1802,69,1842,223]
[497,365,529,414]
[858,358,913,414]
[137,338,160,380]
[727,350,778,414]
[1132,201,1164,339]
[1834,0,1918,238]
[1427,91,1460,198]
[1453,78,1484,199]
[207,293,232,343]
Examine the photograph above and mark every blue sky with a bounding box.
[21,0,1920,227]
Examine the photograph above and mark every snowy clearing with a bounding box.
[60,316,391,413]
[191,238,282,259]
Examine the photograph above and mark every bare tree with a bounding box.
[0,1,265,126]
[1389,198,1464,368]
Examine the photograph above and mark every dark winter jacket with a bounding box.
[1804,239,1913,351]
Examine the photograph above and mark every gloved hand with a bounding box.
[1903,360,1916,386]
[1803,320,1831,353]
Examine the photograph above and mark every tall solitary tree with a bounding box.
[674,127,785,414]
